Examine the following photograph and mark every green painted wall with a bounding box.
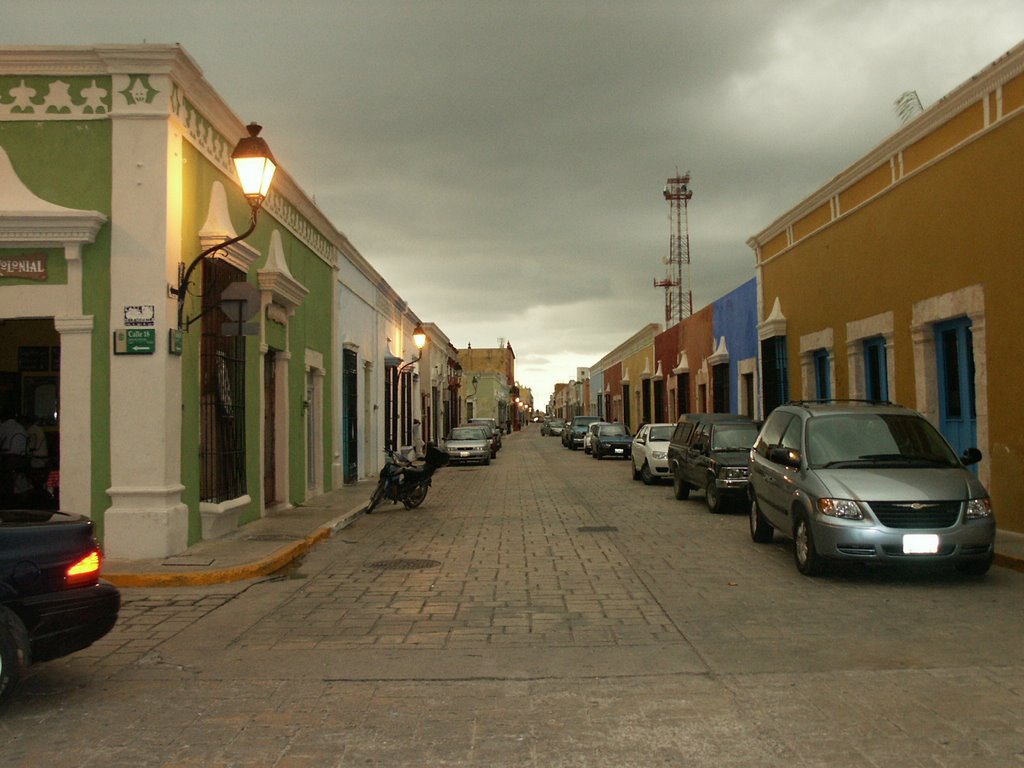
[179,141,335,538]
[0,121,112,537]
[265,226,335,505]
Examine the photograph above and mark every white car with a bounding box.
[631,423,674,484]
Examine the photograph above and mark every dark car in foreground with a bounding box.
[590,423,633,459]
[1,509,120,704]
[748,401,995,577]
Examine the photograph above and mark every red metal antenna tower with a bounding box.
[654,170,693,324]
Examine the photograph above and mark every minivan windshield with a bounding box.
[805,413,959,469]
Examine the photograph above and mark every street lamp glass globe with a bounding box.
[413,323,427,350]
[232,123,277,207]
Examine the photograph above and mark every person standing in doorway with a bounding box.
[0,410,29,506]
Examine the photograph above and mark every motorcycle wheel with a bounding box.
[365,481,386,514]
[403,483,429,509]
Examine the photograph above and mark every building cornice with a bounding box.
[0,44,344,269]
[747,40,1024,252]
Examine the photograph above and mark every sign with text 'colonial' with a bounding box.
[0,252,47,280]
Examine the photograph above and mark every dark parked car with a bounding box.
[668,413,759,512]
[748,400,995,576]
[468,418,502,452]
[590,423,633,459]
[541,418,565,437]
[563,415,602,450]
[1,508,120,704]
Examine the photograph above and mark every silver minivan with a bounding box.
[748,401,995,576]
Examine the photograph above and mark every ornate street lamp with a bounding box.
[172,123,277,330]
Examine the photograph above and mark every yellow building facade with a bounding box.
[748,41,1024,534]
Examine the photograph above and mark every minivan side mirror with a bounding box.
[768,446,801,470]
[961,447,983,466]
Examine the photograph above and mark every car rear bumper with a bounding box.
[17,580,121,663]
[813,516,996,563]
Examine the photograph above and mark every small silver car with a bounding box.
[748,401,995,576]
[443,425,493,466]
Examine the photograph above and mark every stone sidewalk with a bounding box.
[103,479,375,587]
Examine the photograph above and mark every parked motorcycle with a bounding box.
[365,444,450,513]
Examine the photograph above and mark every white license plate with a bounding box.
[614,448,624,454]
[459,451,470,458]
[903,534,939,554]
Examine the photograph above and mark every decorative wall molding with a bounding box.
[0,76,112,119]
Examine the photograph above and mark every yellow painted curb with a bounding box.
[105,526,333,588]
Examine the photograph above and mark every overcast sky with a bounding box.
[3,1,1022,404]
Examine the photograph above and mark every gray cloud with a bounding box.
[3,0,1021,402]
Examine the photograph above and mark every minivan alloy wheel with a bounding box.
[793,512,824,576]
[749,497,773,543]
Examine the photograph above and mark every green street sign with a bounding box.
[113,328,156,355]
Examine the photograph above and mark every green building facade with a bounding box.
[0,45,342,558]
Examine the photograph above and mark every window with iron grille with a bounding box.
[712,363,730,413]
[677,373,690,415]
[199,260,247,503]
[653,379,665,422]
[385,364,397,450]
[813,349,831,400]
[401,369,412,446]
[761,337,788,413]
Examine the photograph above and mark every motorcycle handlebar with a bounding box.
[383,448,414,466]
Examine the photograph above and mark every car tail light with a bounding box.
[66,550,101,588]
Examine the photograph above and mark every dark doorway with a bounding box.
[343,349,358,483]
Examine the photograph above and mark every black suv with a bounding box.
[668,413,759,512]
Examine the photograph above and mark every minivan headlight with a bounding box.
[652,450,667,460]
[817,498,863,520]
[965,497,993,519]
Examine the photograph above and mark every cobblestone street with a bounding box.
[5,430,1024,767]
